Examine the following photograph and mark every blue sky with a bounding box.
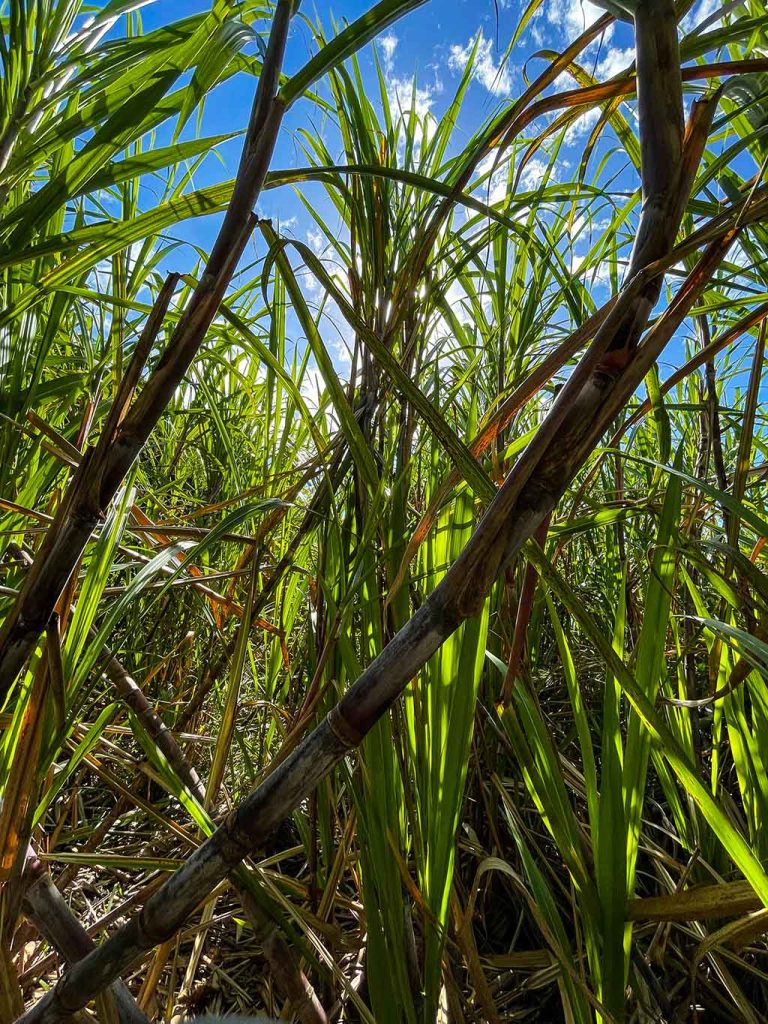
[129,0,731,264]
[137,0,642,246]
[123,0,744,394]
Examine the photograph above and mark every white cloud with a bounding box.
[682,0,721,33]
[303,228,335,301]
[552,39,631,93]
[386,75,440,159]
[571,252,613,287]
[331,336,352,367]
[519,157,559,191]
[307,227,326,255]
[377,29,440,158]
[387,76,436,121]
[546,0,610,45]
[551,42,633,146]
[379,32,398,74]
[475,151,510,206]
[564,107,600,144]
[299,365,326,415]
[448,30,512,97]
[597,45,634,79]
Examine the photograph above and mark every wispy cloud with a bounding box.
[378,33,441,155]
[564,107,600,144]
[475,152,510,206]
[597,45,634,79]
[682,0,721,33]
[378,32,398,74]
[448,30,512,97]
[519,157,559,191]
[546,0,609,44]
[387,76,436,120]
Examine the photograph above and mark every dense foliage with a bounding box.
[1,1,768,1022]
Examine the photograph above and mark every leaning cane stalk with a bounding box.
[3,4,429,1015]
[15,5,745,1022]
[0,0,296,697]
[21,847,149,1024]
[96,612,327,1023]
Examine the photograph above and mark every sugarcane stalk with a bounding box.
[0,0,295,698]
[13,6,738,1022]
[98,639,327,1024]
[21,847,149,1024]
